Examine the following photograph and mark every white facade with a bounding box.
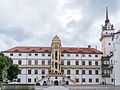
[3,46,103,85]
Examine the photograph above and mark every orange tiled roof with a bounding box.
[2,46,103,54]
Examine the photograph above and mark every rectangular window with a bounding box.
[76,78,79,82]
[67,54,70,57]
[29,53,31,56]
[67,70,70,74]
[34,69,38,74]
[42,60,45,65]
[28,78,31,82]
[89,78,92,82]
[61,61,64,65]
[82,78,85,82]
[19,70,21,74]
[82,61,85,65]
[10,53,13,56]
[61,70,64,73]
[48,53,51,56]
[76,61,79,65]
[48,60,51,65]
[95,70,99,74]
[89,70,92,75]
[17,78,21,82]
[42,53,45,56]
[76,70,79,74]
[61,54,64,57]
[96,78,99,82]
[76,54,78,57]
[28,60,31,65]
[82,70,85,74]
[34,78,36,82]
[35,53,38,56]
[42,69,45,74]
[95,61,98,66]
[89,61,92,65]
[95,55,98,57]
[89,54,91,57]
[67,61,70,65]
[19,53,22,56]
[35,60,38,65]
[82,54,85,57]
[18,60,22,65]
[28,70,31,74]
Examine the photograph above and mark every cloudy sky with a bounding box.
[0,0,120,51]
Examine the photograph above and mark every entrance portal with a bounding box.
[54,80,58,85]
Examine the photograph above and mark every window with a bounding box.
[96,78,99,82]
[10,53,13,56]
[89,61,92,65]
[42,53,45,56]
[48,53,51,56]
[35,60,38,65]
[67,76,70,78]
[35,53,38,56]
[67,70,70,74]
[19,53,22,56]
[82,54,85,57]
[89,54,91,57]
[18,60,22,65]
[67,61,70,65]
[82,61,85,65]
[19,70,21,74]
[48,60,51,65]
[76,54,78,57]
[17,78,21,82]
[61,70,64,73]
[109,43,111,45]
[28,60,31,65]
[34,69,38,74]
[76,78,79,82]
[42,60,45,65]
[42,69,45,74]
[61,61,64,65]
[28,78,31,82]
[28,70,31,74]
[42,76,44,78]
[82,78,85,82]
[82,70,85,74]
[29,53,31,56]
[76,61,79,65]
[95,61,98,66]
[67,54,70,57]
[89,78,92,82]
[34,78,36,82]
[95,70,98,74]
[89,70,92,75]
[95,55,98,57]
[76,70,79,74]
[61,54,64,57]
[111,78,113,82]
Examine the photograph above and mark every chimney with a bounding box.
[88,45,91,50]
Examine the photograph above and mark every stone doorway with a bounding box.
[54,80,59,85]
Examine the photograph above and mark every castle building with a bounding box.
[2,6,120,86]
[2,35,102,85]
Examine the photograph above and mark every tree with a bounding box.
[0,53,19,82]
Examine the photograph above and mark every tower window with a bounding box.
[109,43,111,45]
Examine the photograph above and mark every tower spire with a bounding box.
[105,5,109,24]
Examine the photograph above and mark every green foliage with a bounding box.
[7,64,19,81]
[0,53,19,82]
